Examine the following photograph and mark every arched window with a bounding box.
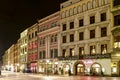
[98,0,102,6]
[104,0,108,4]
[88,1,92,10]
[61,11,65,19]
[70,8,73,16]
[93,0,96,8]
[82,4,86,11]
[66,10,69,17]
[73,7,77,14]
[78,5,82,13]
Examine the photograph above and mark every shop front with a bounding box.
[30,62,37,73]
[74,61,85,75]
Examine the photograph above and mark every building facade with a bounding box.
[58,0,111,76]
[13,39,20,72]
[28,23,38,73]
[111,0,120,76]
[37,12,60,74]
[20,29,28,72]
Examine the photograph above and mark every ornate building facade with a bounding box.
[58,0,112,76]
[37,12,60,74]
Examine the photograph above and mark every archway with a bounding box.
[74,61,85,75]
[91,63,102,76]
[63,64,70,75]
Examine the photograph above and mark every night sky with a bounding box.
[0,0,67,56]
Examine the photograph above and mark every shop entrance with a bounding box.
[76,64,84,75]
[91,63,102,76]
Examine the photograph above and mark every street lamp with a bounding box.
[46,60,49,76]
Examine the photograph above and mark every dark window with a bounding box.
[79,47,84,55]
[70,34,74,42]
[39,52,42,59]
[79,19,84,27]
[63,36,66,43]
[113,0,120,6]
[70,22,74,29]
[101,44,107,54]
[114,15,120,26]
[43,50,46,59]
[54,49,58,58]
[70,48,73,57]
[35,31,37,37]
[32,33,34,38]
[101,27,107,37]
[101,13,106,21]
[79,32,84,40]
[50,49,53,58]
[29,35,31,40]
[90,16,95,24]
[63,24,66,31]
[90,30,95,39]
[62,49,66,57]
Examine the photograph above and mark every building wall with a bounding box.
[37,12,60,74]
[59,0,111,75]
[28,23,38,73]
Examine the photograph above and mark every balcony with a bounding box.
[58,53,111,60]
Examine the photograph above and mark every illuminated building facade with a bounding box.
[13,39,20,72]
[20,29,28,71]
[37,12,60,74]
[58,0,112,76]
[28,23,38,73]
[111,0,120,76]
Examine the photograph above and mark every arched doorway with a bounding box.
[91,63,102,76]
[63,64,70,75]
[74,61,85,75]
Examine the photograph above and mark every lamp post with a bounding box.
[46,60,49,76]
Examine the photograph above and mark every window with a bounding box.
[63,36,66,43]
[101,27,107,37]
[66,10,69,17]
[79,32,84,40]
[114,15,120,26]
[79,47,84,55]
[79,19,84,27]
[62,24,66,31]
[35,31,37,37]
[73,7,77,14]
[70,34,74,42]
[32,33,34,38]
[90,16,95,24]
[54,49,58,58]
[101,44,107,54]
[61,11,65,18]
[78,5,82,13]
[70,8,73,16]
[82,4,86,11]
[90,45,96,54]
[43,50,46,59]
[50,49,54,58]
[90,30,95,38]
[113,0,120,6]
[88,2,92,10]
[62,49,66,57]
[70,22,74,29]
[98,0,102,6]
[70,48,74,57]
[101,13,106,21]
[93,0,96,8]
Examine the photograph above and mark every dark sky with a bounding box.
[0,0,67,56]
